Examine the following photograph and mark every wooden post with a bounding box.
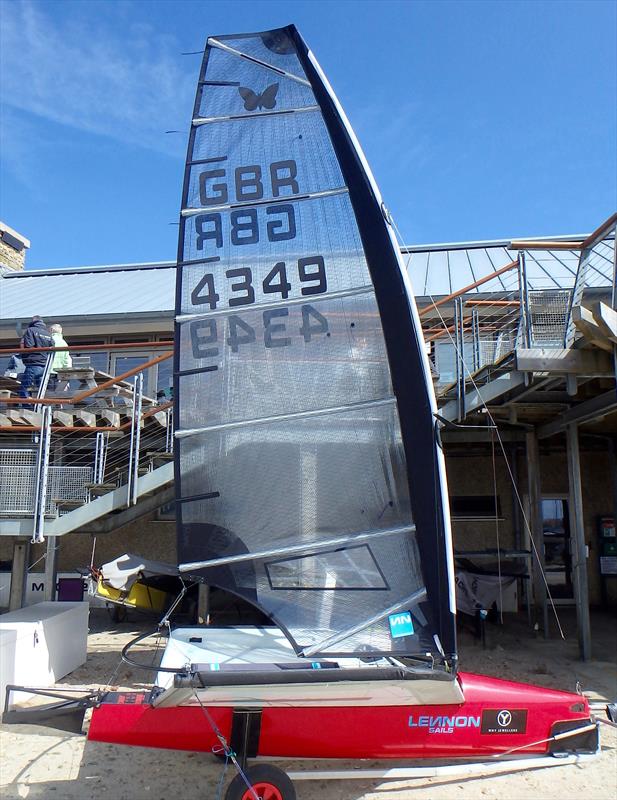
[525,430,546,632]
[8,539,30,611]
[43,537,59,601]
[566,423,592,661]
[197,583,210,624]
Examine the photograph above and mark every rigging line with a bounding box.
[490,421,504,625]
[208,37,311,87]
[488,722,597,758]
[0,544,63,592]
[423,297,566,640]
[191,688,260,800]
[390,222,565,639]
[179,523,416,572]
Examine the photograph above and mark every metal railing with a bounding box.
[0,345,174,542]
[421,213,616,414]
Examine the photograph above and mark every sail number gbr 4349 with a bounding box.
[188,260,329,360]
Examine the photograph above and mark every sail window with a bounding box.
[266,545,388,590]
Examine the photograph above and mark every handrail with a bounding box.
[0,340,174,355]
[509,241,584,251]
[579,212,617,252]
[2,351,172,405]
[418,259,519,317]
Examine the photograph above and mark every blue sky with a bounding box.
[0,0,615,269]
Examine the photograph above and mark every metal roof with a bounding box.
[0,261,176,321]
[1,234,609,323]
[402,243,584,297]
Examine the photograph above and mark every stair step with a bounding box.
[146,452,174,462]
[53,498,86,509]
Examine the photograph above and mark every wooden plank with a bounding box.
[566,424,592,661]
[515,347,613,375]
[6,409,41,426]
[98,409,120,427]
[572,305,614,352]
[52,410,74,427]
[591,301,617,344]
[74,410,97,427]
[525,431,546,631]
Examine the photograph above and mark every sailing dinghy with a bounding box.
[5,24,604,800]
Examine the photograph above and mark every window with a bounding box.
[450,495,501,520]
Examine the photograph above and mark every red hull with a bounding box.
[88,672,592,759]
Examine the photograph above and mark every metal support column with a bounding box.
[566,423,592,661]
[525,430,546,632]
[8,540,30,611]
[127,374,143,507]
[518,252,532,348]
[455,297,466,422]
[43,537,59,602]
[32,405,52,544]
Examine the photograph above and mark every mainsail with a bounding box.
[174,26,456,665]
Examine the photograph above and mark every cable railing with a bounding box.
[0,344,174,542]
[419,213,616,415]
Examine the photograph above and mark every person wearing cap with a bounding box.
[18,316,54,399]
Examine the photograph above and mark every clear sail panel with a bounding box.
[177,292,391,430]
[175,27,451,661]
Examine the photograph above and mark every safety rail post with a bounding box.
[93,432,109,484]
[32,406,52,544]
[517,252,532,349]
[35,353,55,413]
[471,308,481,372]
[455,297,466,422]
[165,406,174,453]
[127,374,143,507]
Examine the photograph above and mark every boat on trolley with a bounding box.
[4,23,610,800]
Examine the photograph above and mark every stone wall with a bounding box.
[0,223,29,271]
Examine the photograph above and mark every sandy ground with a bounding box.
[1,608,615,800]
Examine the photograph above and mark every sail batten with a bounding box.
[176,396,396,439]
[175,282,374,322]
[174,25,456,665]
[208,38,312,86]
[301,587,428,658]
[193,105,320,126]
[181,186,347,214]
[179,522,416,572]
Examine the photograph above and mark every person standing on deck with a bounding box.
[48,324,72,392]
[18,316,53,400]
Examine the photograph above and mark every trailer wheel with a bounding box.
[225,764,296,800]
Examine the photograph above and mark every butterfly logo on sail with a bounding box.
[238,83,279,111]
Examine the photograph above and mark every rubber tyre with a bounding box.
[224,764,296,800]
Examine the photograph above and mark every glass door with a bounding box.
[541,496,573,599]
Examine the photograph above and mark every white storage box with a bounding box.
[0,602,88,711]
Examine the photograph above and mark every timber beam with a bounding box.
[515,347,614,376]
[537,390,617,439]
[572,305,614,352]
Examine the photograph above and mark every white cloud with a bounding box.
[0,0,195,155]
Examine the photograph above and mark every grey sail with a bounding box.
[174,26,456,665]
